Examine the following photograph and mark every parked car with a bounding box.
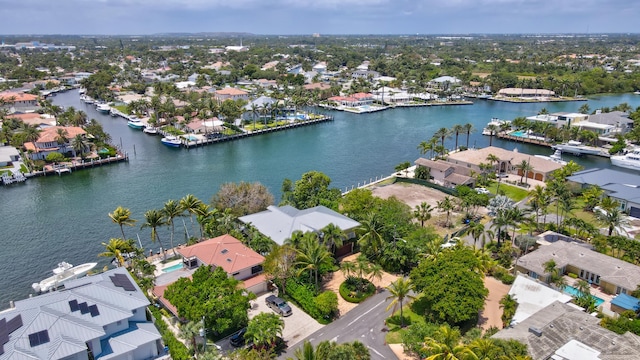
[265,295,292,316]
[474,187,490,194]
[230,328,247,347]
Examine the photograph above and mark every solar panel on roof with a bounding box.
[89,305,100,317]
[28,330,50,347]
[79,302,89,314]
[69,299,79,312]
[0,315,22,355]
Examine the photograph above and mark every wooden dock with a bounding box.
[181,116,334,149]
[496,133,554,147]
[34,153,129,177]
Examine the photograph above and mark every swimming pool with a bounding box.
[510,130,527,137]
[162,263,184,273]
[563,285,605,307]
[185,135,198,141]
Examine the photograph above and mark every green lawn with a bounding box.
[385,296,428,344]
[487,182,529,202]
[113,104,128,113]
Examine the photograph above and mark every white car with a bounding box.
[475,187,490,194]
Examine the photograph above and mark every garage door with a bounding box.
[630,206,640,219]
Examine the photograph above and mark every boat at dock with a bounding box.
[610,148,640,171]
[143,126,158,135]
[80,95,95,104]
[127,117,145,130]
[534,149,567,165]
[552,140,604,156]
[161,135,182,147]
[482,118,510,135]
[32,261,97,293]
[96,103,111,114]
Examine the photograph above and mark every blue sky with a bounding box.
[0,0,638,35]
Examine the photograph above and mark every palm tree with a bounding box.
[99,238,132,267]
[180,321,202,354]
[141,209,166,254]
[245,312,284,349]
[469,338,500,360]
[515,159,532,184]
[452,124,465,150]
[385,278,415,328]
[422,325,476,360]
[162,199,184,255]
[295,234,333,289]
[464,221,486,248]
[368,263,384,285]
[434,127,451,149]
[486,124,498,146]
[179,194,203,241]
[417,140,435,160]
[413,202,434,227]
[357,213,385,258]
[437,196,454,228]
[71,134,87,158]
[463,123,475,148]
[55,128,69,146]
[293,341,317,360]
[597,207,629,236]
[109,206,136,241]
[320,223,345,252]
[340,260,356,279]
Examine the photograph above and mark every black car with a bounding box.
[230,327,247,347]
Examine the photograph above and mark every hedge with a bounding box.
[149,306,191,360]
[284,280,337,324]
[491,266,515,285]
[339,280,375,303]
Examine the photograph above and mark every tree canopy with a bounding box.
[280,171,342,210]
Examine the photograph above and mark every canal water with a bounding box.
[1,91,639,307]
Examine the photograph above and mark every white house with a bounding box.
[0,268,163,360]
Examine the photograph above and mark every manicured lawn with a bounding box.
[487,182,529,202]
[113,104,128,113]
[385,295,427,344]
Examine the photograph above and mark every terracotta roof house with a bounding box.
[7,113,55,127]
[177,234,267,294]
[446,146,563,181]
[239,205,360,256]
[0,268,162,360]
[214,87,249,101]
[23,126,87,160]
[0,92,39,113]
[414,158,474,188]
[493,301,640,360]
[515,240,640,296]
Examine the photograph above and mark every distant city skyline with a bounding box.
[0,0,638,35]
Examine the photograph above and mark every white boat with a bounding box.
[611,148,640,171]
[81,95,95,104]
[143,126,158,135]
[78,88,86,95]
[634,91,640,95]
[552,140,603,156]
[482,118,510,135]
[161,135,182,147]
[534,149,567,165]
[127,117,145,130]
[96,103,111,114]
[32,262,97,293]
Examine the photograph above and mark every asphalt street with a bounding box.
[278,289,397,359]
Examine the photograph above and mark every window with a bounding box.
[132,309,137,314]
[251,265,263,274]
[232,272,240,276]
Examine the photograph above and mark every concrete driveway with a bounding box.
[249,292,324,347]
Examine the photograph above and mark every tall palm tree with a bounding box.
[464,221,486,248]
[141,209,166,254]
[463,123,475,148]
[422,325,476,360]
[320,223,345,252]
[295,234,333,289]
[437,196,454,228]
[485,153,499,173]
[293,341,317,360]
[597,207,629,236]
[109,206,136,241]
[99,238,132,267]
[413,202,434,227]
[180,320,202,354]
[71,134,87,158]
[55,128,69,146]
[193,202,214,240]
[385,278,415,328]
[434,127,451,149]
[179,194,203,241]
[515,159,533,184]
[162,199,184,255]
[452,124,465,150]
[486,124,498,146]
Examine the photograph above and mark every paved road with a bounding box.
[278,289,397,359]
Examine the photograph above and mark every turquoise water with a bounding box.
[0,91,639,307]
[185,135,198,141]
[162,263,184,273]
[511,130,527,137]
[563,285,605,307]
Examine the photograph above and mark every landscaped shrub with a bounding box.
[314,291,338,319]
[490,266,515,285]
[339,276,375,303]
[568,272,578,279]
[149,306,190,360]
[285,279,336,323]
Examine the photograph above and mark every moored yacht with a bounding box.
[552,140,603,156]
[96,103,111,114]
[127,116,145,130]
[482,118,510,135]
[32,261,98,293]
[161,135,182,147]
[611,148,640,171]
[534,149,567,165]
[143,125,158,135]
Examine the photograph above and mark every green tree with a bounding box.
[280,171,341,210]
[499,294,518,328]
[395,161,411,176]
[109,206,136,241]
[320,223,346,251]
[212,181,274,216]
[436,196,455,228]
[385,278,416,328]
[163,199,184,254]
[263,244,297,295]
[296,234,334,289]
[414,202,434,227]
[463,123,475,149]
[434,127,451,148]
[179,194,203,240]
[141,209,166,254]
[452,124,465,150]
[421,325,477,360]
[357,212,385,259]
[99,238,133,267]
[245,312,284,350]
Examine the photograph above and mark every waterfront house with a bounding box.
[327,93,374,107]
[23,126,87,160]
[515,240,640,296]
[0,92,39,113]
[506,275,572,325]
[0,267,163,360]
[497,88,555,99]
[492,301,640,360]
[239,205,360,256]
[214,87,249,102]
[446,146,563,181]
[567,168,640,218]
[177,234,267,293]
[414,158,475,188]
[7,112,55,127]
[0,146,20,167]
[585,110,633,135]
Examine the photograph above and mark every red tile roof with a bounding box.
[0,92,38,102]
[177,234,264,274]
[215,87,248,96]
[34,126,86,143]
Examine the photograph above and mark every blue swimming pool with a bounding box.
[185,135,198,141]
[563,285,605,307]
[162,263,184,273]
[510,130,527,137]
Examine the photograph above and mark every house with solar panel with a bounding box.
[0,267,163,360]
